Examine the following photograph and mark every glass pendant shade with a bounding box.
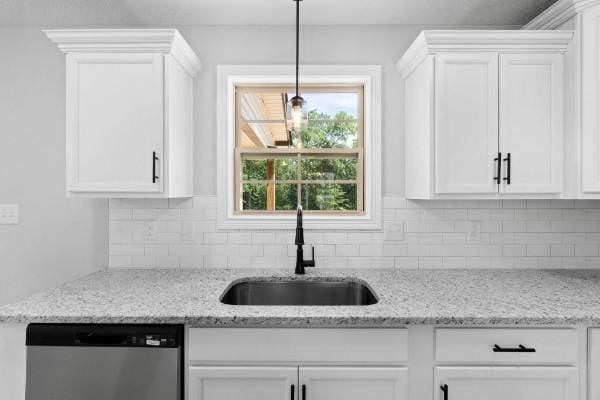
[286,95,307,142]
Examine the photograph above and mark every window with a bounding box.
[217,65,381,230]
[235,86,364,214]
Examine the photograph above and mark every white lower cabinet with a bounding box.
[435,367,579,400]
[188,366,407,400]
[188,366,297,400]
[300,367,407,400]
[188,328,582,400]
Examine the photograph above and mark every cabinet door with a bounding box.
[590,329,600,400]
[66,53,164,193]
[188,366,297,400]
[299,367,407,400]
[435,367,578,400]
[435,53,499,194]
[499,53,563,194]
[581,11,600,193]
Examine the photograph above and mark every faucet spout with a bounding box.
[294,205,304,245]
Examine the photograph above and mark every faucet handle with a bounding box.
[305,246,316,267]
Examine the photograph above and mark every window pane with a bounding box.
[275,184,297,210]
[301,157,357,181]
[242,183,267,210]
[303,92,359,119]
[239,91,289,148]
[236,86,364,214]
[300,184,357,211]
[274,159,297,181]
[242,159,267,180]
[240,122,288,148]
[301,119,359,149]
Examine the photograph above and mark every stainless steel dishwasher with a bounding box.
[25,324,183,400]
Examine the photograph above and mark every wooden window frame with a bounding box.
[235,85,365,215]
[216,65,381,230]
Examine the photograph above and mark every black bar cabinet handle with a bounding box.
[503,153,511,185]
[494,152,502,184]
[291,384,295,400]
[440,384,448,400]
[152,152,159,183]
[302,384,306,400]
[492,344,536,353]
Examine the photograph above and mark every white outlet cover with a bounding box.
[143,221,157,241]
[384,221,404,242]
[0,204,19,225]
[467,221,482,242]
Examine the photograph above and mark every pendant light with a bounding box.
[288,0,307,137]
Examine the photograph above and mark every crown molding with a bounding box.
[396,30,574,77]
[43,29,202,77]
[523,0,600,29]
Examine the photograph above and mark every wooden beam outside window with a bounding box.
[266,159,275,211]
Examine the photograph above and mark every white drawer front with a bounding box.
[189,328,408,364]
[436,328,578,364]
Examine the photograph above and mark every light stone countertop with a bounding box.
[1,268,600,326]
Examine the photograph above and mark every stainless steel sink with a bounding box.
[220,279,378,306]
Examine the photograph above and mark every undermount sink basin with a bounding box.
[220,279,378,306]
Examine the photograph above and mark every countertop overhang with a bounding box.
[1,268,599,326]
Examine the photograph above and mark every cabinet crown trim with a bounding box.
[43,29,202,77]
[396,30,573,77]
[523,0,600,30]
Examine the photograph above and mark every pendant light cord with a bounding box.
[295,0,300,98]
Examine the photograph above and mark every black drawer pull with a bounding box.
[302,384,306,400]
[493,344,536,353]
[152,152,159,183]
[503,152,511,185]
[494,152,502,184]
[291,384,295,400]
[440,384,448,400]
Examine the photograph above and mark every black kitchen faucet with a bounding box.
[294,206,315,275]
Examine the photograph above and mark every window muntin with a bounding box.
[235,85,364,214]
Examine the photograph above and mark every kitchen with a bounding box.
[2,0,600,399]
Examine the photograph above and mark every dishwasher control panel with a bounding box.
[26,324,183,348]
[133,334,177,347]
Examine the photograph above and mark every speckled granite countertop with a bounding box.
[1,268,600,326]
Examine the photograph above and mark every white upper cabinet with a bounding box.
[45,29,201,198]
[435,53,499,194]
[398,31,572,199]
[499,53,564,194]
[525,0,600,197]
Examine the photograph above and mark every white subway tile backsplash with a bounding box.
[527,245,550,257]
[551,245,574,257]
[109,209,132,220]
[502,200,526,208]
[109,231,132,244]
[110,244,144,256]
[145,244,169,256]
[575,245,599,257]
[108,196,600,269]
[336,244,360,257]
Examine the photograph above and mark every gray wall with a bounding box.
[180,24,516,196]
[0,29,107,305]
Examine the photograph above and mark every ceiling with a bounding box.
[0,0,558,27]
